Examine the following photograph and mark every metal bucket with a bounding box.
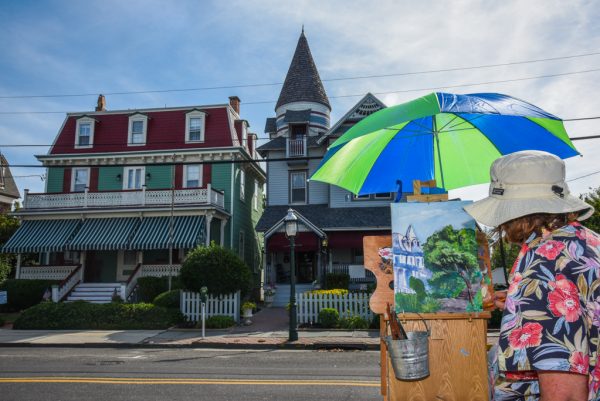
[385,329,430,381]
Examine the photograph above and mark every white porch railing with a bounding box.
[286,137,307,157]
[19,265,78,280]
[23,186,225,210]
[51,265,83,302]
[141,264,182,277]
[181,291,240,322]
[296,292,373,324]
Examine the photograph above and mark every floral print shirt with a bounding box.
[497,222,600,401]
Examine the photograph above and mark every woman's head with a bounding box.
[464,151,593,228]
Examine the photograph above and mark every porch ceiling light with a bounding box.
[284,208,298,238]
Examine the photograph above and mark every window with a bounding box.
[186,110,206,143]
[238,231,245,260]
[184,165,202,188]
[374,192,393,199]
[64,251,80,264]
[253,180,259,210]
[353,194,370,201]
[239,169,246,201]
[128,114,147,146]
[124,166,145,189]
[75,117,95,148]
[71,168,89,192]
[290,171,307,204]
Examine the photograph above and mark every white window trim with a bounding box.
[127,114,148,146]
[253,180,259,211]
[183,164,203,188]
[185,110,207,143]
[289,170,307,205]
[75,117,95,149]
[123,166,146,190]
[241,121,248,148]
[71,167,90,192]
[239,168,246,201]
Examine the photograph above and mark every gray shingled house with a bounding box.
[0,155,20,212]
[256,31,391,306]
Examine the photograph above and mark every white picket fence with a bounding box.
[296,292,373,324]
[180,291,240,322]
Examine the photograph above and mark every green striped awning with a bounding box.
[68,218,140,251]
[129,216,206,250]
[2,219,81,253]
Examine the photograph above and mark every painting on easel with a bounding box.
[391,201,493,313]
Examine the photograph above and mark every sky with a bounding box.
[0,0,599,201]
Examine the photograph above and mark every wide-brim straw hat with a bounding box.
[464,150,594,228]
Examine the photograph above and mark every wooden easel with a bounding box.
[364,183,493,401]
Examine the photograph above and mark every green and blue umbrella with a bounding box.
[310,92,579,194]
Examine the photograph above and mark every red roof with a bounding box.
[50,107,234,154]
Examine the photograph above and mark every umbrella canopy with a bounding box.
[310,92,579,195]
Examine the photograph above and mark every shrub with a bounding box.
[307,289,349,296]
[0,279,57,312]
[339,315,369,330]
[204,315,235,329]
[180,244,252,296]
[136,276,182,303]
[0,316,4,327]
[409,277,426,302]
[0,255,12,285]
[318,308,339,328]
[13,301,184,330]
[325,273,349,290]
[153,290,181,309]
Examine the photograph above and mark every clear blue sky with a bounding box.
[1,0,599,199]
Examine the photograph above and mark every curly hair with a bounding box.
[498,212,579,244]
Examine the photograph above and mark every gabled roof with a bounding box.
[0,155,20,200]
[318,93,386,144]
[264,118,277,134]
[275,31,330,111]
[256,204,391,232]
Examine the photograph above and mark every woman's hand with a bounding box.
[494,290,507,311]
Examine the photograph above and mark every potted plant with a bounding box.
[263,285,276,307]
[241,301,256,325]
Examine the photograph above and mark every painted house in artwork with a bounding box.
[392,225,432,293]
[255,31,391,306]
[2,96,265,303]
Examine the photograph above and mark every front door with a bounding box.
[85,251,118,282]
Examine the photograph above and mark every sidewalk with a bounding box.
[0,307,381,350]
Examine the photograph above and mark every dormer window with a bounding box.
[186,110,206,143]
[128,114,148,146]
[75,117,95,148]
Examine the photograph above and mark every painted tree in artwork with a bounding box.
[423,225,479,302]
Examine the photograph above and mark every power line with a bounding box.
[1,51,598,100]
[1,67,600,115]
[567,170,600,182]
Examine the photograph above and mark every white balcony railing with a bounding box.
[141,264,182,277]
[23,185,225,210]
[286,137,307,157]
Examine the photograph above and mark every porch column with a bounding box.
[205,213,213,247]
[80,251,87,283]
[220,218,227,246]
[15,254,21,279]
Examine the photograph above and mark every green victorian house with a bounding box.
[3,95,265,303]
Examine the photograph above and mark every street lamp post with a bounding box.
[284,208,298,342]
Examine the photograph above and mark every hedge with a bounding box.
[0,279,58,312]
[325,273,350,290]
[153,289,181,309]
[136,276,182,303]
[13,301,184,330]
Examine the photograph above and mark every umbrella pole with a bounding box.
[432,115,445,189]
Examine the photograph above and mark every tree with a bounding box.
[0,214,20,285]
[582,186,600,233]
[180,243,252,296]
[422,225,479,301]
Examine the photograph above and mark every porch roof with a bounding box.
[2,219,81,253]
[68,217,140,251]
[129,215,205,250]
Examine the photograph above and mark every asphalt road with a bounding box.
[0,347,381,401]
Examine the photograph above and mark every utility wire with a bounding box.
[1,51,598,100]
[1,67,600,115]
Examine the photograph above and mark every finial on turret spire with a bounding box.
[302,24,304,34]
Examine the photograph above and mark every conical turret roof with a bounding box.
[275,30,330,111]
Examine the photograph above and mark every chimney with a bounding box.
[95,94,106,112]
[229,96,240,114]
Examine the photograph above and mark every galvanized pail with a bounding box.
[385,329,430,381]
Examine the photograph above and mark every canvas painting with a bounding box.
[391,201,493,313]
